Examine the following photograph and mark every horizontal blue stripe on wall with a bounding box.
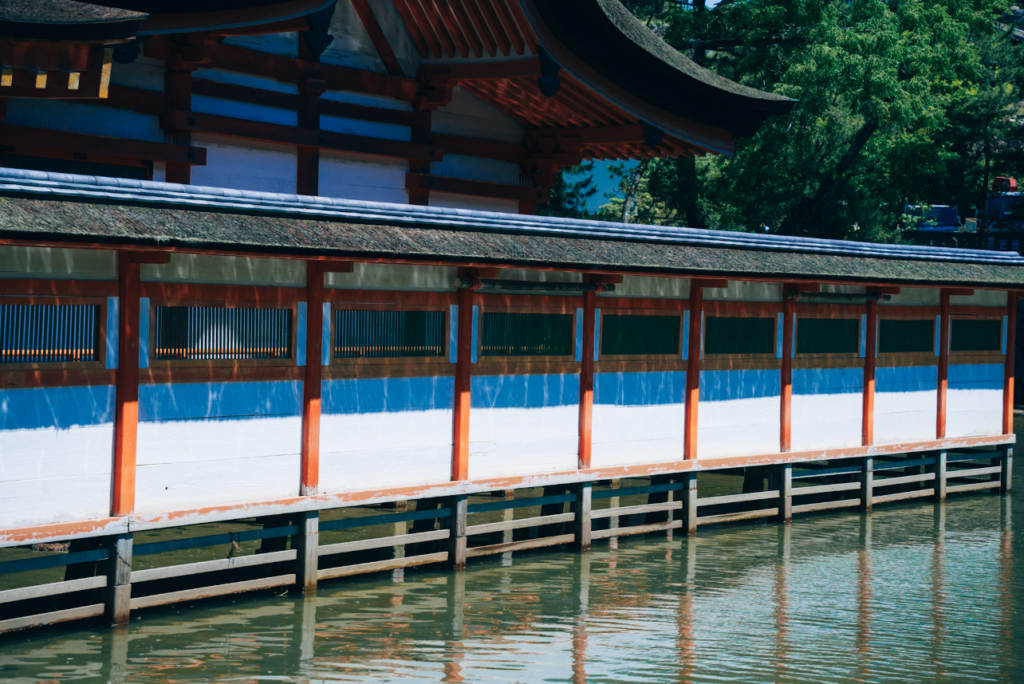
[948,363,1004,391]
[1,386,115,430]
[471,373,580,409]
[876,365,938,393]
[700,369,781,402]
[140,381,303,422]
[322,376,454,415]
[792,368,864,395]
[594,371,686,406]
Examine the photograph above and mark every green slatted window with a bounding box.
[481,312,573,357]
[601,314,681,356]
[333,309,445,359]
[878,318,933,354]
[950,318,1002,352]
[796,317,860,355]
[703,316,775,355]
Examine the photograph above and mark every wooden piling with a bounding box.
[105,534,132,627]
[1001,446,1014,495]
[294,512,319,595]
[859,458,873,513]
[572,483,592,552]
[446,495,468,570]
[932,451,947,503]
[775,464,793,523]
[679,473,698,536]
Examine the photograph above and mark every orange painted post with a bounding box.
[112,253,140,516]
[452,284,475,480]
[300,262,324,496]
[937,289,950,439]
[684,283,704,460]
[1004,292,1017,435]
[780,293,795,452]
[863,296,877,446]
[578,289,596,469]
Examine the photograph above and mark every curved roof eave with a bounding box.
[525,0,794,144]
[0,0,146,43]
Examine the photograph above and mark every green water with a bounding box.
[0,463,1019,682]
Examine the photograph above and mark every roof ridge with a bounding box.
[0,167,1019,266]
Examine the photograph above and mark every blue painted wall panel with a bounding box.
[139,381,303,422]
[875,365,938,393]
[594,371,686,406]
[106,296,119,370]
[948,363,1003,390]
[322,376,454,415]
[699,369,781,402]
[792,368,864,395]
[0,385,115,430]
[471,373,580,409]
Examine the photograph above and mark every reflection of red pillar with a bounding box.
[931,507,945,681]
[856,524,873,681]
[443,642,464,683]
[677,591,694,683]
[572,621,587,684]
[773,528,790,683]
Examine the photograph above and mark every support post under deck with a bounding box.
[859,458,874,513]
[105,534,133,627]
[775,464,792,523]
[446,495,468,571]
[932,451,947,502]
[678,472,698,535]
[1001,446,1014,495]
[294,511,319,595]
[572,483,592,552]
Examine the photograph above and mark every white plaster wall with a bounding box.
[600,276,691,299]
[791,393,863,452]
[142,253,306,286]
[3,99,164,142]
[192,95,298,127]
[366,0,420,76]
[432,87,524,144]
[429,192,519,213]
[469,405,579,479]
[0,425,113,528]
[591,404,684,468]
[0,246,116,280]
[946,388,1003,438]
[500,269,581,283]
[431,154,522,185]
[190,136,297,194]
[319,151,408,203]
[950,290,1008,307]
[704,281,782,302]
[873,391,937,445]
[134,416,302,514]
[109,56,165,91]
[321,1,388,73]
[318,409,453,493]
[887,288,940,306]
[697,396,781,459]
[325,263,457,291]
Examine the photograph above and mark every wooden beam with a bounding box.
[419,59,541,83]
[0,125,205,167]
[162,110,438,162]
[1005,292,1017,435]
[578,288,596,469]
[684,282,703,460]
[351,0,405,76]
[406,173,548,202]
[301,262,324,496]
[863,296,877,446]
[112,254,140,517]
[431,133,527,164]
[452,282,474,481]
[937,289,950,438]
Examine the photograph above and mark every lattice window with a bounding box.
[878,319,933,354]
[481,312,573,357]
[333,309,445,359]
[0,303,99,364]
[601,314,680,356]
[796,318,860,355]
[703,316,775,355]
[154,306,292,361]
[951,318,1002,352]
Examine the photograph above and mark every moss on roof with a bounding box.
[1,195,1022,288]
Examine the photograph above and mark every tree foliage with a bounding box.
[553,0,1024,241]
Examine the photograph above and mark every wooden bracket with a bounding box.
[129,252,169,265]
[317,261,355,274]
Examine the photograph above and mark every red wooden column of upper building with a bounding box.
[684,282,704,460]
[937,289,951,439]
[1004,292,1017,435]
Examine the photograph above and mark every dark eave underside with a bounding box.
[2,196,1023,288]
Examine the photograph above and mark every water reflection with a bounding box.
[0,477,1020,683]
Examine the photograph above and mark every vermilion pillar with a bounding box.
[780,292,795,452]
[112,253,140,516]
[862,296,877,446]
[684,283,704,460]
[578,289,596,469]
[452,284,474,480]
[937,289,950,439]
[1004,292,1017,435]
[301,262,324,496]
